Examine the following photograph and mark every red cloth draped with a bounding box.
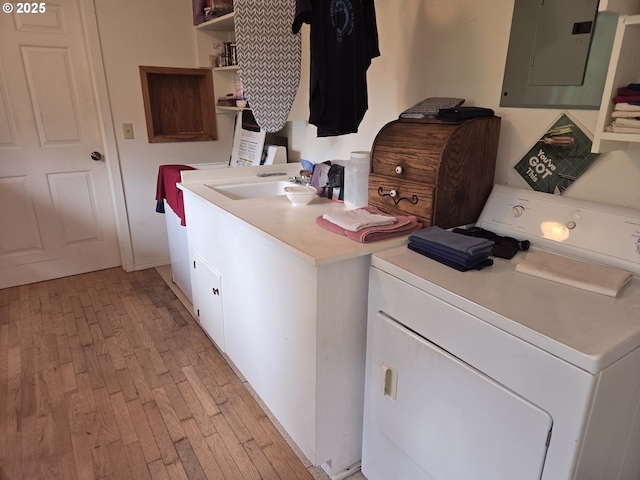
[155,165,196,226]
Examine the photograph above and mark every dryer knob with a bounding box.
[512,205,525,217]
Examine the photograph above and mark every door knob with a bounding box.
[90,151,103,161]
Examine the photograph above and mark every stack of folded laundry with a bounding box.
[607,84,640,134]
[317,206,422,243]
[399,97,465,119]
[408,226,495,271]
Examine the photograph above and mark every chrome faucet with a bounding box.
[290,170,312,186]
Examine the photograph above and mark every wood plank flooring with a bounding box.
[0,267,315,480]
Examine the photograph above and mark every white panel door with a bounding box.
[366,312,553,480]
[0,0,121,288]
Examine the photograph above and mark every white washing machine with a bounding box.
[363,185,640,480]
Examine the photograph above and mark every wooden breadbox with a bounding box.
[368,116,501,229]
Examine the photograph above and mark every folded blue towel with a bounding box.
[408,244,493,272]
[410,226,494,256]
[409,236,493,259]
[408,241,491,266]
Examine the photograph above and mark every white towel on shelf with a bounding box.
[516,250,632,297]
[606,124,640,134]
[323,209,396,232]
[614,117,640,128]
[614,102,640,112]
[611,110,640,118]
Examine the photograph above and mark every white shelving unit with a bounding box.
[599,0,640,14]
[592,0,640,153]
[593,11,640,152]
[194,11,309,122]
[196,11,235,31]
[217,106,248,112]
[213,65,238,72]
[195,12,240,114]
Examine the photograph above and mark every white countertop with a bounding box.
[178,164,410,266]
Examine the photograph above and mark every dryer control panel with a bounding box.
[476,185,640,275]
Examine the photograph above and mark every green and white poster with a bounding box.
[514,114,600,194]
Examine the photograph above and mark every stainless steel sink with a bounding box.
[206,180,292,200]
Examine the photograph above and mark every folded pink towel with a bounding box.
[317,206,423,243]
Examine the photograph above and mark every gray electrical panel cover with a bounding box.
[501,0,616,109]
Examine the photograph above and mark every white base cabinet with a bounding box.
[183,190,370,478]
[163,199,193,303]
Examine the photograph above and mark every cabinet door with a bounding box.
[365,312,552,480]
[192,255,224,351]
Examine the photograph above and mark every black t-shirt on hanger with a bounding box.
[293,0,380,137]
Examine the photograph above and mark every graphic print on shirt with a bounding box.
[330,0,354,41]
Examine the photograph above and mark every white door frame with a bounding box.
[79,0,134,271]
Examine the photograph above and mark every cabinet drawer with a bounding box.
[371,155,438,185]
[368,173,433,225]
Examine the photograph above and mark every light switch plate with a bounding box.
[122,123,134,139]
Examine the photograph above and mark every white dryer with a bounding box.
[363,185,640,480]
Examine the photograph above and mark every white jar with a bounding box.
[344,151,371,209]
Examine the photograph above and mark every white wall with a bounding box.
[94,0,235,270]
[288,0,640,209]
[95,0,640,270]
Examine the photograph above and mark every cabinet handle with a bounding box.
[395,166,403,174]
[212,287,220,295]
[382,363,397,400]
[377,187,419,206]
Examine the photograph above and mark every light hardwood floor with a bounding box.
[0,267,321,479]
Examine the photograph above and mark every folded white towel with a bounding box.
[615,102,640,112]
[323,209,396,232]
[611,110,640,118]
[606,124,640,134]
[614,117,640,127]
[516,250,632,297]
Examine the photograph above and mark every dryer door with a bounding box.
[365,312,552,480]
